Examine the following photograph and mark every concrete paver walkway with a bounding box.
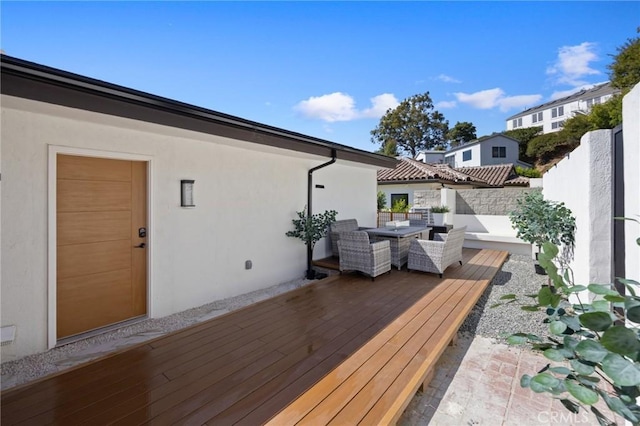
[400,334,622,425]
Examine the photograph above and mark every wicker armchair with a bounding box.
[330,219,369,257]
[337,231,391,280]
[407,226,467,277]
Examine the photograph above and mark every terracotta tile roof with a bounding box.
[378,159,530,187]
[505,175,531,186]
[431,163,485,183]
[377,158,479,184]
[456,164,530,187]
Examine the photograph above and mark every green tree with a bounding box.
[375,140,399,157]
[526,132,565,162]
[562,114,593,145]
[447,121,477,147]
[589,95,623,129]
[503,126,543,162]
[608,28,640,91]
[370,92,449,157]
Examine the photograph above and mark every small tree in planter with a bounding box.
[509,191,576,274]
[286,207,338,279]
[431,205,450,226]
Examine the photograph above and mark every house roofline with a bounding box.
[1,55,397,169]
[505,82,619,120]
[444,134,521,154]
[378,179,441,185]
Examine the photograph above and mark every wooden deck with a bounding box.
[1,248,507,425]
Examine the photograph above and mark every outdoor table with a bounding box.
[365,226,431,270]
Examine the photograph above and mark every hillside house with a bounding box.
[442,134,529,168]
[505,82,619,134]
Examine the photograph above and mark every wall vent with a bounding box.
[1,325,16,346]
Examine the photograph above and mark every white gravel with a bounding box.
[460,253,550,341]
[1,255,546,392]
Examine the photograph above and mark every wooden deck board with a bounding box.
[267,249,507,425]
[1,248,507,426]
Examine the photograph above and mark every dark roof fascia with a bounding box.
[1,55,396,169]
[378,179,440,185]
[448,181,493,188]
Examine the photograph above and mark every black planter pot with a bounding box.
[533,251,547,275]
[534,262,547,275]
[306,269,328,280]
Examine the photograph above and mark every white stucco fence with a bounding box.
[623,84,640,287]
[543,129,614,289]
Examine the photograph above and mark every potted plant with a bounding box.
[509,191,576,274]
[430,205,450,226]
[286,207,338,279]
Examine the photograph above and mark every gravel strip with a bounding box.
[1,255,548,391]
[460,253,550,342]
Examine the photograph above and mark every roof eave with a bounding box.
[1,55,396,169]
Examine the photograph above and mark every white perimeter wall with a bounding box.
[623,84,640,286]
[0,96,378,360]
[543,129,614,288]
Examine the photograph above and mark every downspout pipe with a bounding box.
[306,149,337,279]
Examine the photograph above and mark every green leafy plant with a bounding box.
[430,205,450,213]
[377,191,387,211]
[515,166,542,178]
[509,191,576,266]
[285,207,337,252]
[500,237,640,425]
[391,199,410,213]
[286,207,338,279]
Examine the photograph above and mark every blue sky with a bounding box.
[2,1,638,153]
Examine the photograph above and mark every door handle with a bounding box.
[135,243,146,249]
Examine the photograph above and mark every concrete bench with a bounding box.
[266,249,508,425]
[463,231,531,256]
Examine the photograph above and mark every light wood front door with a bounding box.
[56,154,147,339]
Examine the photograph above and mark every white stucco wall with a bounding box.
[623,84,640,284]
[1,95,378,360]
[312,164,379,258]
[446,144,481,167]
[543,129,613,288]
[415,151,445,164]
[478,138,520,166]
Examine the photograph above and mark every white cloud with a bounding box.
[436,74,461,84]
[546,42,600,86]
[361,93,399,118]
[454,88,542,112]
[454,88,505,109]
[435,100,457,109]
[497,94,544,111]
[294,92,357,122]
[295,92,399,122]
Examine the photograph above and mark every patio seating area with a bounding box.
[1,248,507,425]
